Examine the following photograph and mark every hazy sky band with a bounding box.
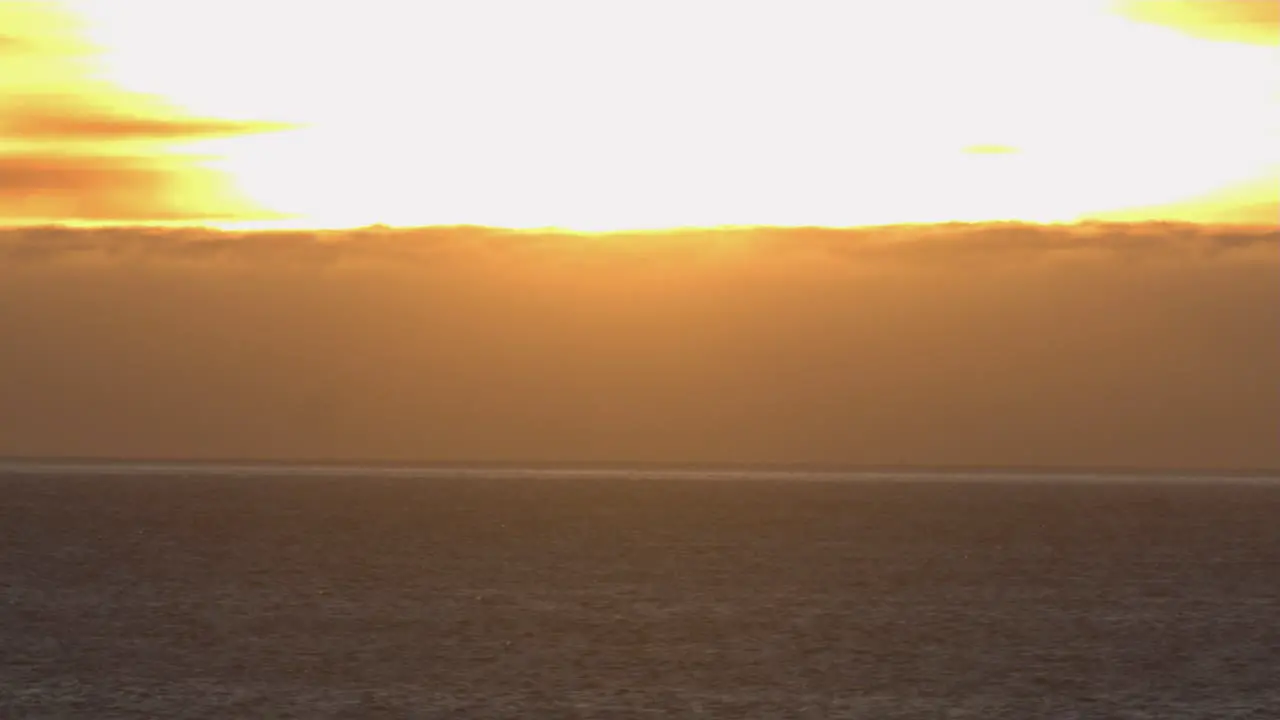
[3,222,1276,469]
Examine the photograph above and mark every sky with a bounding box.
[2,0,1277,228]
[0,1,1277,469]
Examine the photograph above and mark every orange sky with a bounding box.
[2,0,1276,229]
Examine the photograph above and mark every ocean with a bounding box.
[2,463,1278,718]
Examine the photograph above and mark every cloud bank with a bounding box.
[1,222,1276,470]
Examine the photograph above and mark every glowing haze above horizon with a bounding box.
[2,0,1277,230]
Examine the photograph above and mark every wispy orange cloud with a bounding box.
[2,97,293,141]
[0,4,286,223]
[0,154,263,221]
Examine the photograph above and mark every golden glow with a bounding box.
[1116,0,1280,45]
[49,0,1280,228]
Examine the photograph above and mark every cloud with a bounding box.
[0,4,287,223]
[2,97,294,141]
[3,220,1273,265]
[1,222,1276,470]
[0,154,265,221]
[962,145,1020,155]
[0,34,32,53]
[1117,0,1280,44]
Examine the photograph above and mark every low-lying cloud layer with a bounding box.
[1,222,1276,470]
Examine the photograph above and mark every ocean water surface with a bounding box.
[1,463,1277,718]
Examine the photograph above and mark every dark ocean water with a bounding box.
[1,465,1278,718]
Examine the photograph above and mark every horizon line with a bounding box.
[3,218,1278,236]
[3,456,1277,480]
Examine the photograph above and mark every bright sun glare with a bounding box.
[64,0,1278,230]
